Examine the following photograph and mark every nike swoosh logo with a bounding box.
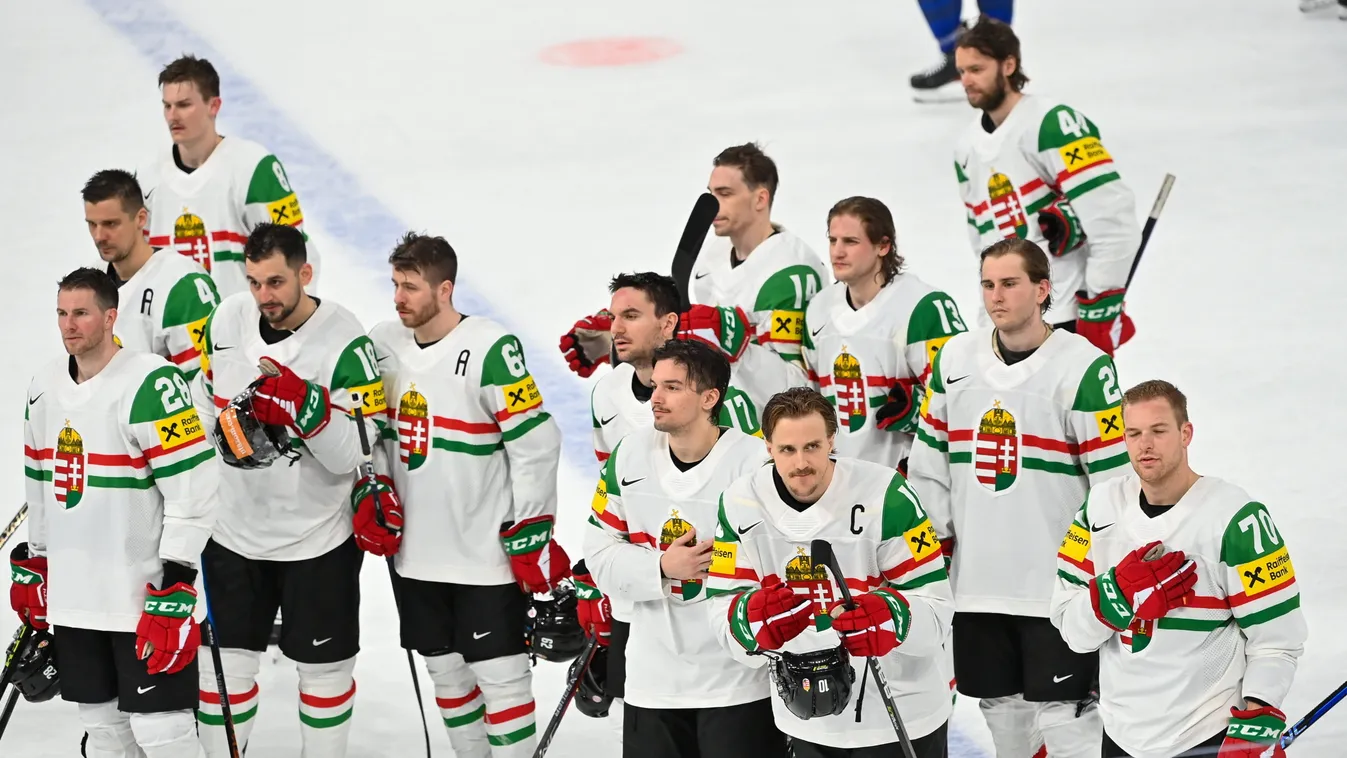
[1052,674,1073,683]
[1090,522,1115,533]
[137,685,156,694]
[694,272,709,280]
[810,326,826,337]
[312,638,332,646]
[472,631,491,640]
[376,354,389,363]
[600,415,618,426]
[945,374,970,385]
[144,189,155,202]
[737,521,762,536]
[620,477,645,487]
[27,393,43,406]
[212,344,235,352]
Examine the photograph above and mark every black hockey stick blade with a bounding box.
[671,193,719,312]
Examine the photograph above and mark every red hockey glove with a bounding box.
[1220,704,1287,757]
[9,544,48,631]
[874,382,917,433]
[940,537,955,574]
[677,305,751,363]
[251,357,332,438]
[1090,541,1197,631]
[136,581,200,675]
[1075,289,1136,357]
[350,474,404,557]
[572,566,611,646]
[1037,197,1087,257]
[558,311,614,378]
[730,581,814,652]
[830,589,911,658]
[500,516,572,594]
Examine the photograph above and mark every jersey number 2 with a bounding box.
[156,374,193,414]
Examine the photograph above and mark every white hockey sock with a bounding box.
[425,652,490,758]
[467,653,537,757]
[78,700,143,758]
[1037,699,1103,758]
[979,694,1045,758]
[197,647,261,757]
[297,656,357,758]
[129,710,205,758]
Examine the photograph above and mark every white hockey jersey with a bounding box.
[22,350,217,632]
[142,137,317,299]
[1051,475,1307,758]
[802,276,967,469]
[112,250,220,381]
[196,293,380,561]
[707,458,954,748]
[907,327,1130,617]
[584,426,770,709]
[955,94,1141,325]
[370,316,561,587]
[692,228,828,370]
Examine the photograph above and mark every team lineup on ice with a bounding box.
[3,1,1345,757]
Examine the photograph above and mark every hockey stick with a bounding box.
[200,570,243,758]
[532,631,601,758]
[0,686,18,739]
[811,539,919,758]
[0,504,27,552]
[1280,680,1347,749]
[352,402,432,758]
[670,193,720,312]
[1124,173,1177,290]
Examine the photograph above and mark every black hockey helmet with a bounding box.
[213,379,297,469]
[765,646,855,720]
[527,582,586,663]
[5,627,59,703]
[573,646,612,719]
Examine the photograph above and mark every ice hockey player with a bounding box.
[191,224,378,757]
[1052,380,1307,758]
[707,387,954,757]
[803,196,967,473]
[907,237,1132,757]
[84,169,220,380]
[13,267,218,757]
[953,19,1141,356]
[584,339,785,756]
[368,232,569,757]
[142,55,317,299]
[559,143,827,379]
[908,2,1012,102]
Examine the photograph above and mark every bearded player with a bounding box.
[907,238,1132,756]
[803,197,967,474]
[560,143,827,380]
[707,388,954,756]
[142,55,319,298]
[954,19,1141,356]
[368,232,568,758]
[1051,380,1306,758]
[84,169,220,379]
[13,268,218,757]
[192,224,381,756]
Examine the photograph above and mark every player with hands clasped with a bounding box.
[802,197,967,474]
[1051,381,1307,758]
[707,388,954,757]
[907,238,1131,757]
[369,233,567,757]
[192,224,381,756]
[13,268,218,757]
[953,19,1141,355]
[585,339,785,757]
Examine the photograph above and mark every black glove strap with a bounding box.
[161,560,198,590]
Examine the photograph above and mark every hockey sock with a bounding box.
[918,0,964,53]
[977,0,1014,24]
[197,647,261,757]
[77,700,141,758]
[129,710,205,758]
[467,653,537,756]
[1037,699,1102,757]
[979,694,1044,758]
[425,652,491,758]
[296,657,357,758]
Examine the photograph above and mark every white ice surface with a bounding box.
[1,0,1344,755]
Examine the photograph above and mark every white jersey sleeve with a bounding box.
[113,251,220,381]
